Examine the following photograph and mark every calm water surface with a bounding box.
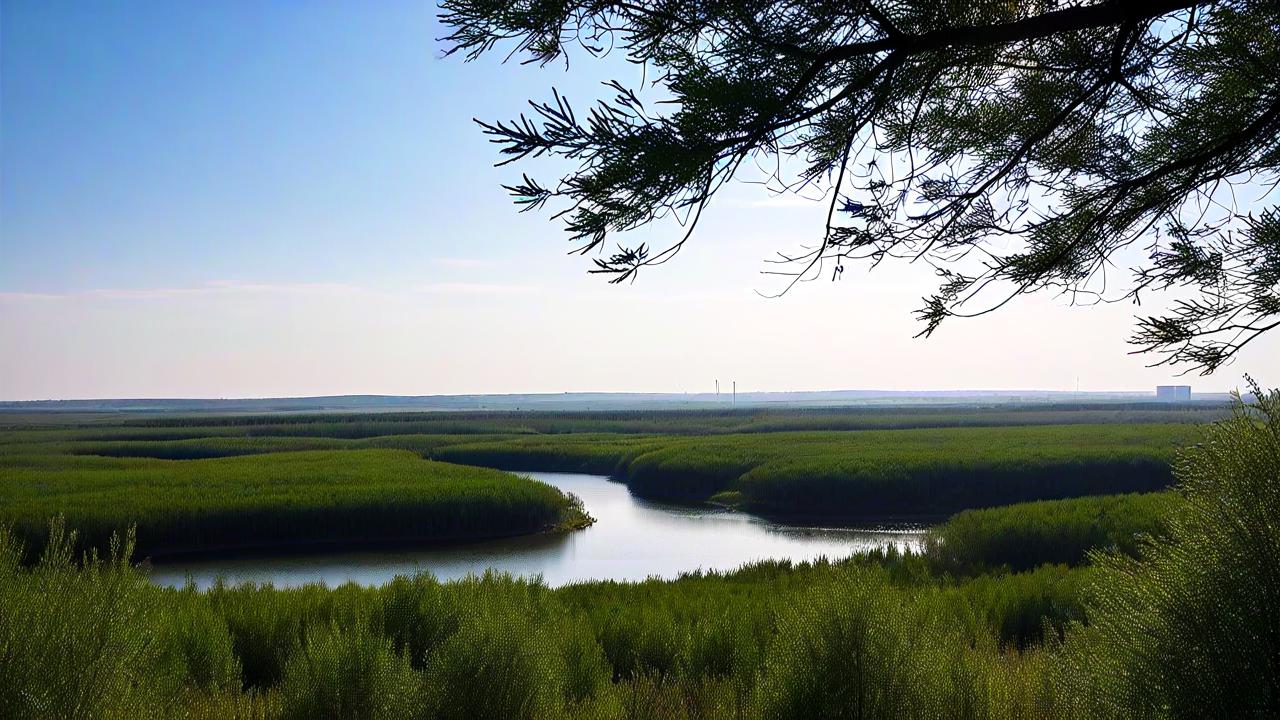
[151,472,925,589]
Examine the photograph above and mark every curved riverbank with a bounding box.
[1,416,1190,566]
[149,472,923,589]
[427,424,1185,515]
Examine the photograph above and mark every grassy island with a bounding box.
[0,449,589,558]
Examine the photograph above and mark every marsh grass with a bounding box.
[1,398,1271,718]
[437,424,1185,514]
[3,412,1188,524]
[0,450,588,557]
[929,492,1176,572]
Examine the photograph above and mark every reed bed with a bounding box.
[0,450,588,557]
[3,421,1189,522]
[929,492,1177,572]
[438,424,1189,514]
[1,391,1275,718]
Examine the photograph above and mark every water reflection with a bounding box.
[150,472,925,589]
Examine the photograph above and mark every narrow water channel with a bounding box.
[150,472,926,589]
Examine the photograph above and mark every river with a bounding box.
[150,471,926,589]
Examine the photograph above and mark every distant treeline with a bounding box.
[1,402,1227,437]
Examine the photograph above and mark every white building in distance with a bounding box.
[1156,385,1192,402]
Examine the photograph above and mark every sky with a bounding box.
[1,1,1274,400]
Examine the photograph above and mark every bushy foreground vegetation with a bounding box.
[1055,384,1280,716]
[0,388,1275,719]
[0,450,588,557]
[0,524,1079,720]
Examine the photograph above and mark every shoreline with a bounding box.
[517,468,942,529]
[141,513,594,564]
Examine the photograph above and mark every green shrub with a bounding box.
[942,564,1089,649]
[759,572,954,719]
[419,590,563,720]
[279,621,419,720]
[378,573,458,668]
[0,522,178,719]
[557,613,611,705]
[208,580,383,689]
[1055,384,1280,718]
[157,588,244,693]
[758,569,1056,720]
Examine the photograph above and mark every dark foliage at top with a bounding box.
[440,0,1280,374]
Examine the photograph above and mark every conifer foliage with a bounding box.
[441,1,1280,373]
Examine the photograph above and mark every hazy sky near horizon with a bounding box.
[2,1,1274,400]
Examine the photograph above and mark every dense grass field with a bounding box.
[0,450,588,557]
[0,405,1198,555]
[1,393,1276,718]
[5,421,1194,516]
[432,424,1188,514]
[0,401,1224,441]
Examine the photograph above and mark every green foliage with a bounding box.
[67,435,354,459]
[0,402,1225,448]
[0,523,1094,720]
[158,588,244,693]
[431,433,664,475]
[0,520,243,719]
[939,565,1089,651]
[418,585,563,720]
[930,492,1177,572]
[441,0,1280,372]
[4,397,1275,718]
[0,413,1188,554]
[378,574,459,668]
[0,450,588,557]
[410,573,610,718]
[761,576,967,719]
[279,621,419,720]
[1056,383,1280,717]
[441,424,1185,514]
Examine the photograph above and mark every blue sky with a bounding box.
[2,1,1273,399]
[3,1,539,290]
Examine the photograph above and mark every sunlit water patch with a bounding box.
[150,471,925,588]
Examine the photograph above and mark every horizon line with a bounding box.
[0,386,1222,406]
